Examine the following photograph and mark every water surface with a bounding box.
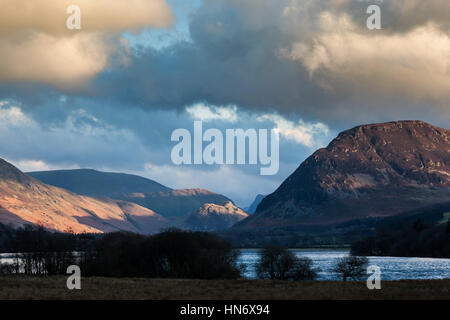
[2,250,449,280]
[238,249,450,280]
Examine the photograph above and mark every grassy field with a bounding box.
[0,276,449,300]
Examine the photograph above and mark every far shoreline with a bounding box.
[236,247,351,251]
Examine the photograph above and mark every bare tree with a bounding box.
[256,246,319,281]
[290,256,319,281]
[331,256,369,281]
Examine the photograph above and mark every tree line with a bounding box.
[0,224,242,278]
[351,204,450,258]
[1,224,369,281]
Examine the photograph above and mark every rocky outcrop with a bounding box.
[184,202,248,231]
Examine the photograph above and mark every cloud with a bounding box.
[0,98,328,205]
[0,0,174,35]
[186,103,238,122]
[83,0,450,127]
[0,33,112,89]
[282,12,450,102]
[257,113,329,147]
[371,0,450,32]
[184,102,330,147]
[3,0,450,126]
[0,100,147,169]
[7,159,81,173]
[1,0,450,206]
[10,159,53,172]
[0,101,32,126]
[0,0,174,89]
[140,163,279,206]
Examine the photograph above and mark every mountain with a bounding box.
[232,121,450,244]
[122,189,233,219]
[28,169,171,198]
[245,194,265,214]
[28,169,235,227]
[183,202,248,231]
[0,159,167,234]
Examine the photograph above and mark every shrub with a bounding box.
[256,246,319,281]
[331,256,369,281]
[289,256,319,280]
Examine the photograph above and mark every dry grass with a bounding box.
[0,276,449,300]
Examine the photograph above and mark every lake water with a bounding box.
[238,249,450,280]
[0,253,18,265]
[2,250,450,280]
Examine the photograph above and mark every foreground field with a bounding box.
[0,276,449,300]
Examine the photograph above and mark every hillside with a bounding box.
[230,121,450,246]
[0,159,167,234]
[28,170,234,222]
[183,202,248,231]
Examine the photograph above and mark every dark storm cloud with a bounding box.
[88,0,334,120]
[339,0,450,33]
[1,0,449,127]
[96,29,330,116]
[86,0,450,127]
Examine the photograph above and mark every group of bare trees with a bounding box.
[0,226,244,279]
[331,256,369,281]
[255,246,368,281]
[255,246,319,280]
[0,225,81,275]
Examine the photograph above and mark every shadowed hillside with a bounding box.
[227,121,450,246]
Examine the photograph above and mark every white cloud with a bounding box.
[7,159,81,172]
[0,0,174,35]
[0,99,322,206]
[257,113,329,147]
[14,160,52,172]
[282,12,450,102]
[0,102,33,126]
[0,101,142,170]
[186,103,238,123]
[0,0,174,88]
[0,33,111,89]
[141,163,278,206]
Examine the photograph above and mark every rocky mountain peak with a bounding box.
[240,121,449,229]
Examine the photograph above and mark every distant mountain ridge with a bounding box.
[123,188,233,218]
[27,168,240,230]
[245,194,265,214]
[233,121,450,241]
[28,169,171,198]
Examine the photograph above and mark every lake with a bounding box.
[2,250,450,280]
[238,249,450,280]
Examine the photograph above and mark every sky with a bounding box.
[0,0,449,206]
